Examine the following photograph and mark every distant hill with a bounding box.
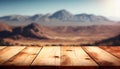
[0,22,119,39]
[0,22,13,31]
[94,34,120,46]
[0,22,51,40]
[0,9,115,26]
[0,22,120,45]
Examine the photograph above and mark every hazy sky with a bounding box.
[0,0,120,21]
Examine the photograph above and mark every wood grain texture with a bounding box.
[60,46,98,66]
[0,46,120,68]
[100,46,120,58]
[0,46,6,50]
[31,46,60,66]
[3,46,42,66]
[0,46,25,64]
[74,47,98,66]
[82,46,120,66]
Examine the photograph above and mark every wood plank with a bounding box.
[31,46,60,66]
[82,46,120,66]
[0,46,6,50]
[60,46,98,66]
[60,46,77,66]
[0,46,25,65]
[2,46,42,66]
[100,46,120,58]
[74,47,98,66]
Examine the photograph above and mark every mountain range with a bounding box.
[0,9,120,45]
[0,22,120,46]
[0,9,116,26]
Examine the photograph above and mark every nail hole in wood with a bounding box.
[66,50,72,51]
[54,56,59,58]
[85,58,91,60]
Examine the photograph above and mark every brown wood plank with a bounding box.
[82,46,120,66]
[60,46,98,66]
[74,47,98,66]
[31,46,60,66]
[0,46,25,65]
[0,46,6,50]
[100,46,120,58]
[2,46,42,66]
[60,46,72,66]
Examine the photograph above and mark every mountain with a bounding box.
[75,14,110,22]
[94,34,120,46]
[0,15,29,22]
[50,9,73,21]
[0,22,120,45]
[0,22,14,39]
[0,22,50,40]
[0,22,13,31]
[0,9,114,26]
[30,14,43,21]
[0,22,120,39]
[21,23,51,39]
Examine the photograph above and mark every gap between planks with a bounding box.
[0,46,6,50]
[99,46,120,59]
[31,46,61,66]
[2,46,43,66]
[0,46,25,64]
[82,46,120,66]
[60,46,98,66]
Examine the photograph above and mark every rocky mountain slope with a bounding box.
[0,22,120,39]
[0,22,120,46]
[94,34,120,46]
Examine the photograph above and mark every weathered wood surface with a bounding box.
[100,46,120,58]
[0,46,25,64]
[32,46,60,66]
[60,46,98,66]
[3,46,42,66]
[0,46,120,67]
[0,46,6,50]
[82,46,120,66]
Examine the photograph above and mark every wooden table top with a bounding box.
[0,46,120,69]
